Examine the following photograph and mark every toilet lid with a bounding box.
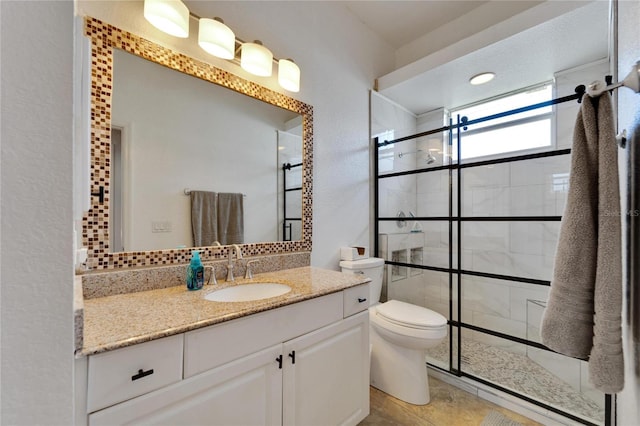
[376,300,447,329]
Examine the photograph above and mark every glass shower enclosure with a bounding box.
[372,85,610,425]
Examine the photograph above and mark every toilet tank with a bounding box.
[339,257,385,306]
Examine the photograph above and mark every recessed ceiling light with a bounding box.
[469,72,495,85]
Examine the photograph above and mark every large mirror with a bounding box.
[111,49,303,252]
[83,17,313,270]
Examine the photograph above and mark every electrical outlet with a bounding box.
[151,221,172,233]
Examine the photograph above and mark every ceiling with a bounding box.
[345,1,610,115]
[343,1,490,49]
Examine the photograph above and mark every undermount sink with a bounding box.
[204,283,292,302]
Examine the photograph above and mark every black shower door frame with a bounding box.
[374,96,613,426]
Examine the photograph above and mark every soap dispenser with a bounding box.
[186,250,205,291]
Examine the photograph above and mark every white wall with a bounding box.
[0,1,75,424]
[617,0,640,423]
[76,0,396,270]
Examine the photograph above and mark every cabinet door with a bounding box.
[89,344,283,426]
[282,311,369,426]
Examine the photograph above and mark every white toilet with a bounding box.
[340,257,447,405]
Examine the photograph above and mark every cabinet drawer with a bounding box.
[87,334,183,413]
[343,284,370,317]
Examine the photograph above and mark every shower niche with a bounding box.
[379,233,425,304]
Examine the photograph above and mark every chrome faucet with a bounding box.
[226,244,243,282]
[245,260,258,279]
[206,265,218,285]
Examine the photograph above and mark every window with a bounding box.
[450,84,554,161]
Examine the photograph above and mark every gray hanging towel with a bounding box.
[217,193,244,245]
[588,93,623,394]
[190,190,218,247]
[540,93,623,393]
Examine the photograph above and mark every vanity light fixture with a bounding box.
[278,59,300,93]
[198,17,235,59]
[142,1,301,92]
[241,41,273,77]
[143,0,190,38]
[469,72,496,85]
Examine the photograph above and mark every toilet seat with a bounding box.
[369,301,447,341]
[376,300,447,330]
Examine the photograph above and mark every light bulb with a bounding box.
[241,41,273,77]
[143,0,189,38]
[278,59,300,92]
[198,17,235,60]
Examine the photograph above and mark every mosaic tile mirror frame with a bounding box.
[83,17,313,270]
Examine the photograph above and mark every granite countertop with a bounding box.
[80,266,369,356]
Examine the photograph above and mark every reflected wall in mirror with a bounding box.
[111,49,303,252]
[84,17,313,270]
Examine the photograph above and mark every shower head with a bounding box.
[398,150,437,164]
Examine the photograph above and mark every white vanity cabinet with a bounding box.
[282,311,369,426]
[89,344,284,425]
[81,284,370,426]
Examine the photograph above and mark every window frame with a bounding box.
[448,81,558,163]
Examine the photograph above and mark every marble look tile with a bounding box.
[471,250,510,275]
[418,191,449,217]
[416,170,448,195]
[509,223,544,255]
[510,285,549,323]
[462,164,510,190]
[510,184,545,216]
[470,311,527,340]
[507,253,549,281]
[527,347,581,391]
[388,278,426,307]
[461,277,511,318]
[423,247,450,269]
[463,222,508,252]
[525,300,545,344]
[542,222,561,256]
[472,187,511,216]
[379,183,417,219]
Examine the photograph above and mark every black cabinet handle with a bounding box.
[276,355,283,369]
[289,350,296,364]
[358,298,367,303]
[131,368,154,381]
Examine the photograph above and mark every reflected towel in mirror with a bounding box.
[190,191,244,246]
[217,193,244,245]
[191,191,218,247]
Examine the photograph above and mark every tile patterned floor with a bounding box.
[359,377,542,426]
[426,340,605,424]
